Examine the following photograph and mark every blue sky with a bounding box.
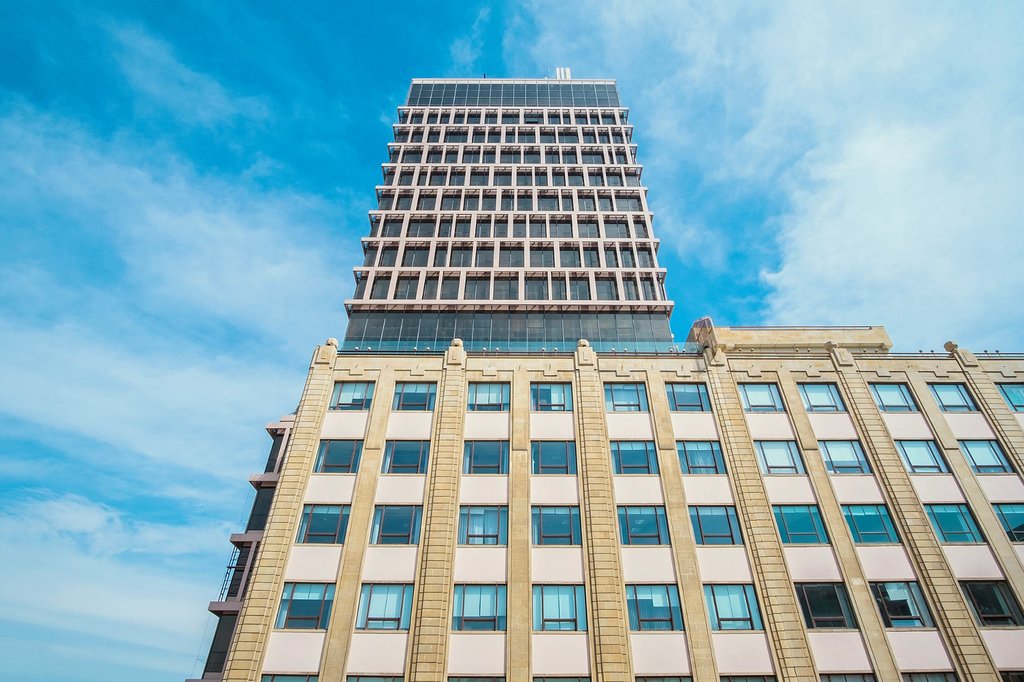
[1,2,1022,680]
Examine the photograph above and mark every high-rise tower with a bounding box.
[188,77,1024,682]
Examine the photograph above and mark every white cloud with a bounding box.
[449,7,492,76]
[512,1,1024,349]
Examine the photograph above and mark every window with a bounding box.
[618,506,670,545]
[896,440,948,473]
[331,382,374,410]
[356,583,414,630]
[870,383,917,413]
[960,440,1013,474]
[635,679,691,682]
[382,440,430,474]
[755,441,804,475]
[843,505,900,544]
[532,506,582,545]
[463,441,509,474]
[611,441,659,474]
[626,584,684,630]
[604,383,649,412]
[690,506,742,545]
[704,584,763,630]
[532,441,577,475]
[532,585,587,630]
[276,583,335,629]
[870,581,934,628]
[450,679,504,682]
[370,506,422,544]
[531,383,573,411]
[1000,384,1024,412]
[739,383,785,412]
[468,383,511,411]
[297,505,350,544]
[930,383,977,412]
[453,584,507,630]
[994,504,1024,541]
[721,679,776,682]
[314,439,362,473]
[799,384,846,413]
[263,676,319,682]
[795,583,857,628]
[534,679,590,682]
[392,382,437,411]
[902,675,957,682]
[821,675,876,682]
[458,506,508,545]
[774,505,829,544]
[925,504,984,543]
[819,440,871,474]
[665,383,711,412]
[961,581,1024,626]
[677,441,726,475]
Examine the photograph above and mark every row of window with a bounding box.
[294,498,1024,549]
[262,676,1008,682]
[397,109,624,126]
[274,578,1024,633]
[378,187,645,212]
[367,241,655,270]
[384,165,639,189]
[390,146,636,166]
[393,126,630,144]
[369,213,650,240]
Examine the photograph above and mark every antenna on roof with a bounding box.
[555,67,572,80]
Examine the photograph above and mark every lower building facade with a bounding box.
[190,321,1024,682]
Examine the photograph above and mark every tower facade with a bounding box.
[188,78,1024,682]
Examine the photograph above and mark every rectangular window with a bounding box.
[297,505,350,544]
[925,504,984,543]
[1000,384,1024,412]
[961,581,1024,626]
[370,506,422,544]
[896,440,948,473]
[356,583,414,630]
[392,382,437,411]
[799,383,846,413]
[314,439,362,473]
[960,440,1013,474]
[532,506,582,545]
[618,506,671,545]
[532,584,587,631]
[902,676,957,682]
[704,584,763,630]
[276,583,335,629]
[843,505,900,544]
[532,441,577,475]
[665,383,711,412]
[331,382,374,410]
[263,676,320,682]
[870,383,918,413]
[531,383,573,411]
[930,383,978,412]
[796,583,857,628]
[677,441,726,475]
[382,440,430,474]
[453,584,507,631]
[611,441,659,474]
[468,383,511,411]
[755,441,805,475]
[739,383,785,412]
[626,584,684,631]
[994,504,1024,542]
[458,506,508,545]
[464,441,510,474]
[690,506,742,545]
[774,505,829,544]
[821,676,876,682]
[819,440,871,474]
[604,383,649,412]
[870,581,934,628]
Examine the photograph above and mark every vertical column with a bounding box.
[319,362,399,678]
[223,340,338,682]
[573,340,634,682]
[703,348,818,681]
[405,340,468,681]
[645,369,720,681]
[775,370,901,679]
[507,365,533,682]
[826,343,998,678]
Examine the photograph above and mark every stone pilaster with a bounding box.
[507,362,533,682]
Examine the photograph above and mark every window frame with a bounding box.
[739,383,786,413]
[961,581,1024,626]
[842,504,900,544]
[604,382,649,412]
[798,383,846,413]
[819,440,871,474]
[330,382,375,411]
[870,581,934,628]
[677,441,726,475]
[276,582,335,630]
[870,383,918,413]
[925,504,985,544]
[617,505,671,545]
[959,440,1013,474]
[296,504,351,544]
[458,506,509,545]
[611,440,659,475]
[896,440,948,474]
[689,505,743,545]
[463,440,510,475]
[532,584,587,631]
[531,506,583,545]
[625,583,684,631]
[994,503,1024,542]
[382,440,430,474]
[665,383,711,412]
[356,583,414,630]
[452,584,507,631]
[795,582,858,629]
[704,583,763,631]
[314,439,362,473]
[467,383,511,412]
[531,440,577,475]
[370,505,423,545]
[774,505,829,545]
[1000,384,1024,412]
[755,441,805,475]
[531,383,573,412]
[929,383,978,413]
[392,382,437,411]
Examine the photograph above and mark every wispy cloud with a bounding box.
[449,7,492,76]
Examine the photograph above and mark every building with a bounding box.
[188,77,1024,682]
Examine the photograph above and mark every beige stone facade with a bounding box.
[190,322,1024,682]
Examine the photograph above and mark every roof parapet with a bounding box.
[686,317,893,354]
